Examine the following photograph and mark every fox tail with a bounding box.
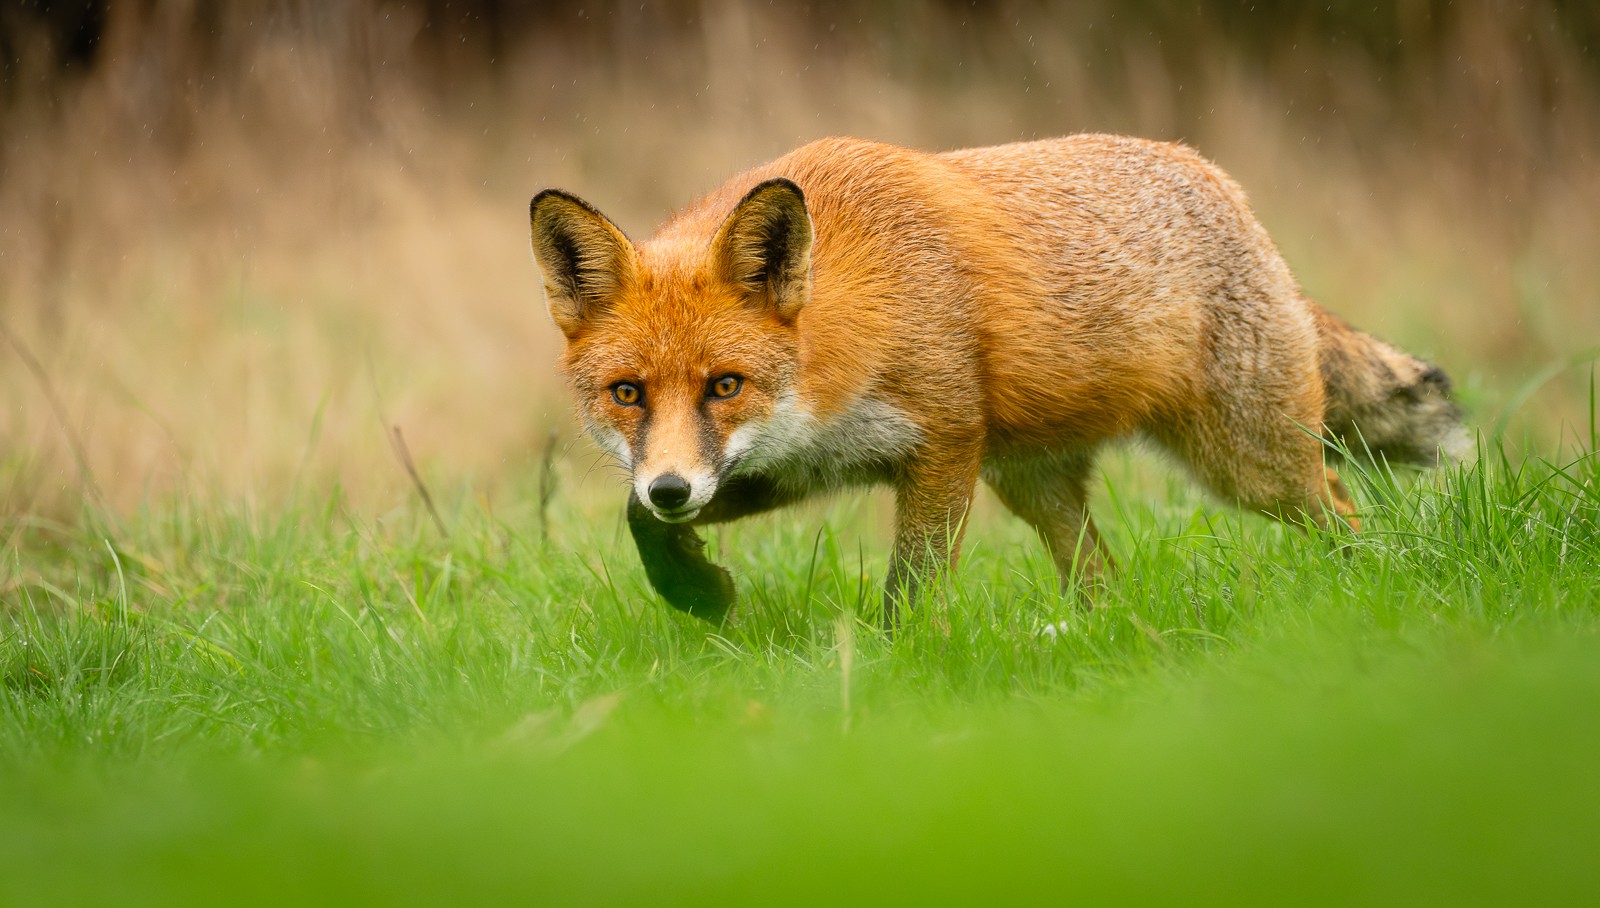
[1313,304,1471,466]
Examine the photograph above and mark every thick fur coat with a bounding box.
[529,135,1466,623]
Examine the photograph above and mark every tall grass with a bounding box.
[3,427,1598,903]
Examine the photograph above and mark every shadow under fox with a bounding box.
[529,134,1466,624]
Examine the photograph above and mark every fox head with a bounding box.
[529,179,814,522]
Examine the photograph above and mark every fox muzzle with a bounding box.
[633,468,718,523]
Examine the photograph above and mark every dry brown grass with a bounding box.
[2,1,1597,517]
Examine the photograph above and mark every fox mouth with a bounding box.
[649,504,701,524]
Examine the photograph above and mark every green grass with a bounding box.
[4,436,1600,906]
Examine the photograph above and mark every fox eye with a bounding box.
[610,382,643,406]
[708,375,743,399]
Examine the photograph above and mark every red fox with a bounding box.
[529,135,1466,624]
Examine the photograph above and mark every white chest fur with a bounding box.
[727,391,922,494]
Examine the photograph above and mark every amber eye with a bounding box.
[708,375,743,399]
[610,382,642,406]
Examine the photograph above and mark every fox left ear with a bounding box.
[711,178,813,321]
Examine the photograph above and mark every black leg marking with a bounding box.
[626,492,737,623]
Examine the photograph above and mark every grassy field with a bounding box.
[5,3,1600,904]
[5,429,1599,905]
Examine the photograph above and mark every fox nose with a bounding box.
[647,473,693,511]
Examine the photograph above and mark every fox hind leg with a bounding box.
[1151,386,1361,533]
[1318,465,1361,531]
[983,450,1114,593]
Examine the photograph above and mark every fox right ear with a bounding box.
[529,189,637,337]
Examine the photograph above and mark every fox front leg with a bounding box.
[626,492,737,623]
[882,448,982,627]
[626,476,806,623]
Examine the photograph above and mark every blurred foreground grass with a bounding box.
[3,434,1597,904]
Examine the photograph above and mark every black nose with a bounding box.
[648,473,692,510]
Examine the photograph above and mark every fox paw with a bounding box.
[649,557,737,623]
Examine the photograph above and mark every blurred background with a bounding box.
[2,0,1597,518]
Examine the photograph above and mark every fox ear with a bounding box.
[530,189,637,337]
[711,178,813,321]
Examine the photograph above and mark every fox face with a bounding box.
[531,179,814,522]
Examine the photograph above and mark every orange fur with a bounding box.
[530,135,1463,624]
